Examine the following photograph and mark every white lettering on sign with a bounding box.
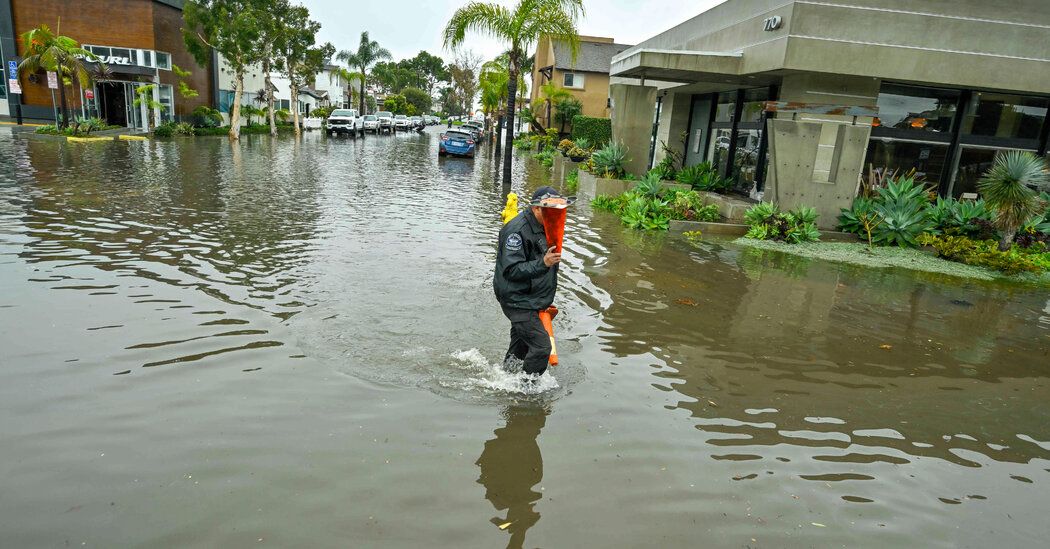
[98,56,132,66]
[763,15,783,31]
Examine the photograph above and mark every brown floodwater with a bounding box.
[1,127,1048,548]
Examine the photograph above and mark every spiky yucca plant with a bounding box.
[977,151,1049,251]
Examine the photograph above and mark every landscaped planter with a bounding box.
[661,181,692,192]
[578,170,632,198]
[696,191,753,223]
[669,220,746,236]
[552,155,582,186]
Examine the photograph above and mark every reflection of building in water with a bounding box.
[476,405,548,549]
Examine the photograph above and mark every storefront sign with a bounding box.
[47,71,58,89]
[96,55,132,66]
[763,15,783,31]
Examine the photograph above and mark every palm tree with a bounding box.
[328,66,362,108]
[445,0,583,186]
[336,32,391,115]
[977,151,1050,251]
[18,23,98,129]
[539,81,572,130]
[480,57,508,154]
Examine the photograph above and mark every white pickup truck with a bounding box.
[326,108,363,136]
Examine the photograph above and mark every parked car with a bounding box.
[410,116,425,131]
[376,111,395,133]
[394,114,411,130]
[462,121,484,142]
[362,114,380,133]
[439,128,476,158]
[326,108,361,136]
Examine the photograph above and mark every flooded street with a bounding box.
[1,128,1049,548]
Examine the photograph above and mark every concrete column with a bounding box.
[611,83,657,177]
[652,91,692,169]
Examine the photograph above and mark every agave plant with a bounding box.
[633,172,663,198]
[977,150,1050,251]
[873,198,930,247]
[744,201,778,226]
[676,163,711,186]
[591,142,629,179]
[838,197,876,234]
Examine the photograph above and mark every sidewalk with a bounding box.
[0,115,49,127]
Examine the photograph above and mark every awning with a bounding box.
[610,48,743,83]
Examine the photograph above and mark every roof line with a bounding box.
[612,48,743,64]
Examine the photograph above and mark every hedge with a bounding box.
[571,115,611,147]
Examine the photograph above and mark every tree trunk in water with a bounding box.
[264,56,276,137]
[359,73,366,114]
[229,71,243,140]
[545,99,551,131]
[998,230,1015,252]
[494,103,503,159]
[503,67,519,187]
[58,78,70,128]
[291,81,301,136]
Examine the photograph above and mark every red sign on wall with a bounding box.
[84,90,95,100]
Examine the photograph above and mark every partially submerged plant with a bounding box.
[591,141,628,179]
[744,202,821,244]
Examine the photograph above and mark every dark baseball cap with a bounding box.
[530,186,561,204]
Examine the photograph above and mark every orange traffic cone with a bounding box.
[538,306,559,366]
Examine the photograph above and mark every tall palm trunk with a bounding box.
[291,80,301,136]
[57,76,70,128]
[229,71,243,139]
[502,63,519,187]
[358,70,366,114]
[494,100,503,159]
[264,56,277,137]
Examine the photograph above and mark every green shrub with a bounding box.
[676,162,733,193]
[621,194,671,230]
[513,134,533,151]
[533,146,556,168]
[743,202,821,244]
[668,189,719,222]
[871,177,933,247]
[633,172,663,198]
[590,141,628,179]
[919,234,1048,275]
[571,116,612,147]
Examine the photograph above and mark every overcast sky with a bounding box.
[299,0,728,63]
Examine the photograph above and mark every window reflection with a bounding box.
[873,84,958,133]
[952,146,1039,197]
[961,92,1049,142]
[708,128,733,176]
[864,139,949,187]
[733,129,762,190]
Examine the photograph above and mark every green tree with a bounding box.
[444,0,583,185]
[337,32,392,115]
[554,96,582,133]
[273,4,332,135]
[184,0,265,139]
[447,50,480,117]
[328,66,362,109]
[479,56,509,153]
[172,64,199,100]
[383,94,412,115]
[402,87,432,115]
[18,23,99,129]
[406,51,449,94]
[978,151,1050,250]
[539,81,572,130]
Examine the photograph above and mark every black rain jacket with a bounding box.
[493,210,557,312]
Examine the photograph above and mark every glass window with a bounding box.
[143,50,153,67]
[873,84,959,133]
[713,92,735,123]
[708,128,733,176]
[129,50,138,65]
[218,89,236,113]
[733,128,762,190]
[960,92,1048,141]
[0,81,6,99]
[156,52,171,70]
[563,73,574,87]
[952,146,1038,198]
[739,88,771,124]
[111,48,131,63]
[865,139,949,188]
[158,84,173,122]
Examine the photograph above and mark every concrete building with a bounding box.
[530,35,632,131]
[1,0,215,129]
[610,0,1050,226]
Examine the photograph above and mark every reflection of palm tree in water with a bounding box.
[476,404,548,549]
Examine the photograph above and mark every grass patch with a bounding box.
[733,238,1050,284]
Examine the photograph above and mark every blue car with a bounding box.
[439,128,476,158]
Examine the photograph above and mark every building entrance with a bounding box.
[98,82,127,127]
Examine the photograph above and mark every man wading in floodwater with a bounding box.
[494,187,564,376]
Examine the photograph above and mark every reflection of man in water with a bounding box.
[476,405,547,548]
